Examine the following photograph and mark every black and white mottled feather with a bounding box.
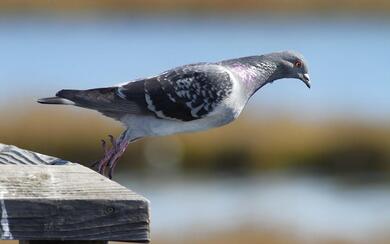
[119,64,233,121]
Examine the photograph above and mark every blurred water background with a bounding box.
[0,1,390,243]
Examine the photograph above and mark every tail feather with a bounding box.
[38,87,147,120]
[37,97,75,105]
[39,87,141,110]
[56,89,82,101]
[55,88,117,108]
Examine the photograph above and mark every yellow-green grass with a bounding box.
[1,0,390,14]
[1,106,389,174]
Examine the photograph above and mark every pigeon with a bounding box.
[38,50,310,178]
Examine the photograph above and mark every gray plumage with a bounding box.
[38,50,310,127]
[38,50,311,177]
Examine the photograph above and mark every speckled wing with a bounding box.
[119,64,233,121]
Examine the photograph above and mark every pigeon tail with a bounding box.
[56,89,83,100]
[37,97,75,105]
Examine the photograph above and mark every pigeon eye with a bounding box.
[294,60,302,68]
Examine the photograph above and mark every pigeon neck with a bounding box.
[226,59,279,97]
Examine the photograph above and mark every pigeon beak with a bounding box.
[300,73,311,88]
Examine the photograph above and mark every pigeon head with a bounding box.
[267,51,311,88]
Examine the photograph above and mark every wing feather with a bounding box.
[120,64,233,121]
[57,64,234,122]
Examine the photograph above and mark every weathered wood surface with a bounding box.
[20,241,107,244]
[0,144,150,242]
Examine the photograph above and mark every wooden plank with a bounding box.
[0,144,69,166]
[0,144,150,242]
[20,241,107,244]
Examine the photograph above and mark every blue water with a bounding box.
[119,173,390,241]
[0,14,389,121]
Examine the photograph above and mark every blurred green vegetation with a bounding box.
[154,228,381,244]
[1,0,390,14]
[1,106,389,177]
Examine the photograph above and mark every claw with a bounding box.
[98,157,110,175]
[108,135,115,145]
[108,166,114,180]
[107,156,119,180]
[101,140,108,152]
[102,140,110,155]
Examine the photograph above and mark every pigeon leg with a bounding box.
[90,139,108,169]
[94,130,132,178]
[96,136,118,175]
[107,137,130,179]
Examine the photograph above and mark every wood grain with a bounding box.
[0,144,150,242]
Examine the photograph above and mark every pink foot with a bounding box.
[107,140,130,179]
[94,134,129,179]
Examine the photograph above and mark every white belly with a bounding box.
[121,104,240,139]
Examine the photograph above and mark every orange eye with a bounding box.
[294,60,302,68]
